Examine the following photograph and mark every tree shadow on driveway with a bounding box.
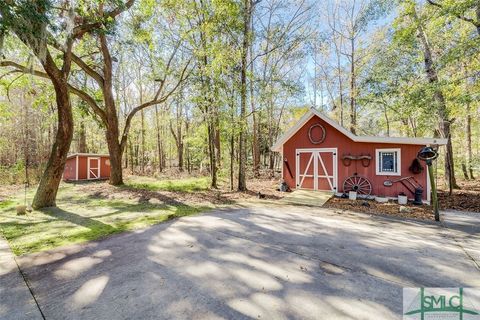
[14,206,480,320]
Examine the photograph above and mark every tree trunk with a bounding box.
[32,60,73,208]
[155,105,164,173]
[442,118,459,191]
[141,110,145,174]
[105,123,123,185]
[22,93,30,187]
[230,132,234,191]
[462,163,469,180]
[384,105,390,136]
[208,122,218,188]
[334,36,344,126]
[170,119,184,172]
[214,107,221,168]
[78,120,87,153]
[414,9,458,190]
[129,138,134,173]
[101,33,124,185]
[467,113,475,179]
[349,37,356,134]
[238,0,251,192]
[250,15,260,178]
[185,120,191,173]
[464,66,475,179]
[124,139,128,169]
[267,84,275,173]
[178,142,184,171]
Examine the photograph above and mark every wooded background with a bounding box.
[0,0,478,206]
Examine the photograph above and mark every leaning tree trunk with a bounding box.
[33,69,73,208]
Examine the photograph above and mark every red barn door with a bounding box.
[295,148,337,192]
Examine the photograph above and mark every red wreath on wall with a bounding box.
[308,123,326,144]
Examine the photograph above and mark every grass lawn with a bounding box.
[125,175,210,192]
[0,177,213,255]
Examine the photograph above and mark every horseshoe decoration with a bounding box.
[308,123,326,144]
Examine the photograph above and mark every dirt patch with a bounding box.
[0,184,23,202]
[70,177,285,206]
[438,180,480,212]
[323,197,435,221]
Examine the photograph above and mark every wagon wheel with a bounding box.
[343,175,372,196]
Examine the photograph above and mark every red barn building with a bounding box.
[272,108,447,203]
[63,153,111,181]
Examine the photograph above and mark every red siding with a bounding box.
[63,155,111,181]
[78,156,88,180]
[99,156,111,179]
[63,157,77,181]
[282,115,428,200]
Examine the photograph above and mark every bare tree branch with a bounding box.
[67,85,107,122]
[0,60,50,79]
[0,60,107,121]
[120,58,192,150]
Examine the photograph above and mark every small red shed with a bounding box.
[63,153,111,181]
[272,108,447,203]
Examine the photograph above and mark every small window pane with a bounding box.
[380,152,397,172]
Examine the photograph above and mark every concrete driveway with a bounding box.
[10,206,480,319]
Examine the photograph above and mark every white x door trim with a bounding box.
[87,157,100,180]
[295,148,338,192]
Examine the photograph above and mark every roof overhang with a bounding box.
[67,153,110,159]
[271,108,448,152]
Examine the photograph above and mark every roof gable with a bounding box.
[271,108,447,152]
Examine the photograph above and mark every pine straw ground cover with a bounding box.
[323,197,435,221]
[438,179,480,212]
[324,179,480,221]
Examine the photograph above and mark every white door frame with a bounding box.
[87,157,101,180]
[295,148,337,192]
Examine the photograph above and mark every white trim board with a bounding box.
[75,155,79,180]
[375,148,401,176]
[295,148,338,192]
[67,153,109,160]
[271,108,448,152]
[87,157,100,180]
